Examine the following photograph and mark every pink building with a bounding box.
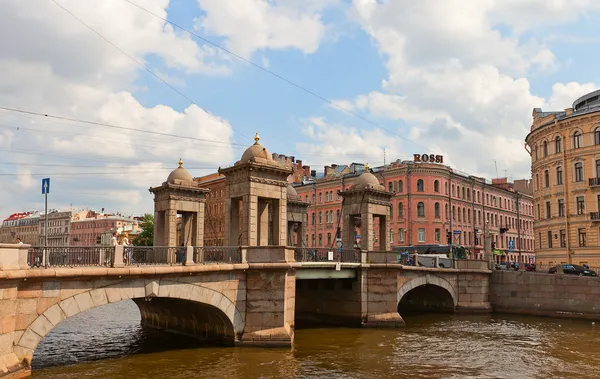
[70,211,139,246]
[294,159,535,263]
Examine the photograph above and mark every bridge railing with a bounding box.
[27,246,112,267]
[293,247,361,263]
[126,246,182,265]
[194,246,242,264]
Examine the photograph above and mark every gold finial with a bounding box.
[365,163,369,171]
[178,158,183,168]
[254,132,260,145]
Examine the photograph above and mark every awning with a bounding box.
[493,250,505,255]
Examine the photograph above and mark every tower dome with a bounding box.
[238,132,273,163]
[166,158,193,183]
[353,164,384,190]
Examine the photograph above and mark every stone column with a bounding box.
[297,221,304,247]
[378,215,389,251]
[195,206,204,247]
[342,213,354,251]
[245,194,257,246]
[361,213,374,251]
[258,200,269,246]
[165,210,178,247]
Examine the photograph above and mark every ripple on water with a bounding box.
[31,305,600,379]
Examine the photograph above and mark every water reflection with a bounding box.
[32,303,600,379]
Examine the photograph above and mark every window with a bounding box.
[452,185,455,197]
[575,162,583,182]
[318,234,323,246]
[577,196,585,215]
[319,193,322,203]
[543,140,548,157]
[336,210,340,223]
[555,136,562,154]
[467,189,470,201]
[319,212,322,224]
[417,179,424,192]
[435,228,441,242]
[393,182,397,192]
[398,203,404,218]
[462,187,466,199]
[445,182,449,195]
[418,228,426,243]
[535,145,538,160]
[468,209,471,224]
[536,173,539,189]
[389,229,394,244]
[596,127,600,145]
[388,182,393,192]
[560,229,566,248]
[546,201,551,219]
[452,206,456,221]
[327,233,332,246]
[596,160,600,179]
[445,204,449,220]
[434,202,440,218]
[434,180,439,192]
[312,234,315,247]
[544,170,549,188]
[578,228,587,247]
[574,131,582,149]
[556,166,563,185]
[312,213,315,225]
[399,228,405,242]
[398,180,403,192]
[558,199,565,217]
[417,202,425,217]
[547,231,553,248]
[537,204,541,220]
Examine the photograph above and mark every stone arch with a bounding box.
[14,279,244,365]
[397,275,457,307]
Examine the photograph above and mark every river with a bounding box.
[31,300,600,379]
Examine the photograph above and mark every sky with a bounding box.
[1,0,600,219]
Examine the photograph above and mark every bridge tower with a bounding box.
[149,159,210,247]
[339,164,394,254]
[219,133,292,247]
[286,185,309,246]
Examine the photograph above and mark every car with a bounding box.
[524,263,536,272]
[548,264,597,276]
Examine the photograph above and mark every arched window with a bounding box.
[535,145,538,160]
[574,131,582,149]
[452,206,456,220]
[458,207,462,222]
[544,170,549,188]
[336,210,340,223]
[452,185,456,196]
[434,180,440,193]
[417,202,425,217]
[445,204,449,219]
[462,187,466,199]
[543,140,548,157]
[388,182,393,192]
[596,127,600,145]
[434,202,440,218]
[417,179,424,192]
[398,202,404,218]
[555,136,562,153]
[445,182,449,195]
[463,208,466,222]
[398,180,403,193]
[393,181,397,192]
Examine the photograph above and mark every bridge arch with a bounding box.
[14,279,245,365]
[397,275,457,315]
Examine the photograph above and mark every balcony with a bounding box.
[589,178,600,187]
[590,212,600,222]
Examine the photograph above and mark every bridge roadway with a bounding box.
[0,244,491,378]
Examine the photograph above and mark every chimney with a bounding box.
[324,165,334,176]
[310,170,316,178]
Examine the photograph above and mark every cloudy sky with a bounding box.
[1,0,599,219]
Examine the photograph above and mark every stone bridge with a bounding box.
[0,244,490,377]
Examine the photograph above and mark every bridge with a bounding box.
[0,136,491,377]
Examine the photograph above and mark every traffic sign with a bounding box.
[508,240,515,252]
[42,178,50,194]
[453,230,461,235]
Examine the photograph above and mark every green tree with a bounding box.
[134,213,154,246]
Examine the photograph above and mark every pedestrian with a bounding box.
[16,238,23,246]
[111,231,118,246]
[121,233,133,264]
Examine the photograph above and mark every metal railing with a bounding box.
[27,246,111,267]
[590,212,600,221]
[589,177,600,187]
[293,247,361,263]
[194,246,242,264]
[126,246,182,265]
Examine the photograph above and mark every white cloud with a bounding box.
[545,82,599,110]
[195,0,339,58]
[0,0,236,219]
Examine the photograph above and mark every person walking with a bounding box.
[121,233,133,264]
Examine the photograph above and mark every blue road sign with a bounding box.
[453,230,461,235]
[508,240,515,252]
[42,178,50,194]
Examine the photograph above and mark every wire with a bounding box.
[47,0,248,140]
[121,0,434,153]
[0,106,244,147]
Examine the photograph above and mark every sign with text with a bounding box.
[413,154,444,163]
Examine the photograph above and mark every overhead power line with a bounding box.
[0,106,246,147]
[122,0,433,153]
[48,0,248,140]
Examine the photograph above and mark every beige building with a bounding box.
[0,212,40,245]
[38,211,72,246]
[526,89,600,266]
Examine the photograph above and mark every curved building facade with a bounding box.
[526,89,600,266]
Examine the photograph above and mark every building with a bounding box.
[193,154,306,246]
[0,212,40,245]
[38,211,72,246]
[294,158,535,263]
[70,211,140,246]
[525,88,600,266]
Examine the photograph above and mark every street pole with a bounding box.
[43,178,49,268]
[313,182,317,248]
[516,192,522,264]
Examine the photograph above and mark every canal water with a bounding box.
[32,301,600,379]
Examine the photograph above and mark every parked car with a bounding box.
[524,263,536,272]
[548,264,597,276]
